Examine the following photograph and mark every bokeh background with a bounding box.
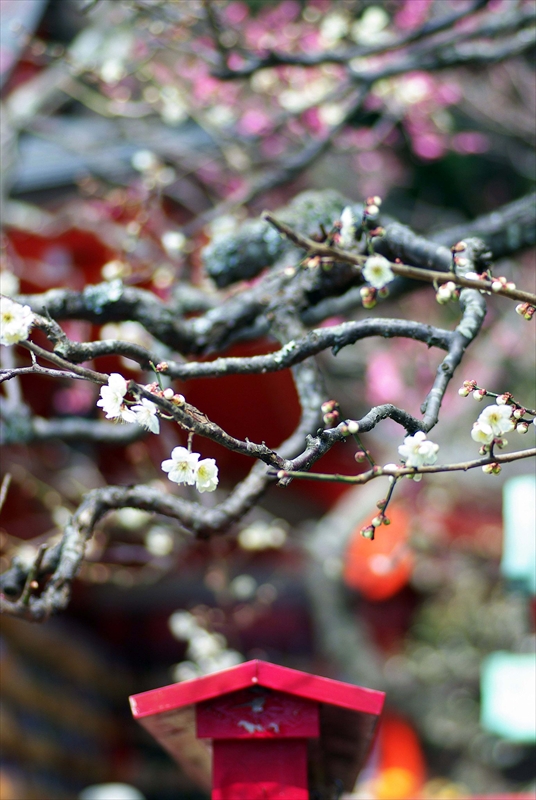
[1,1,535,799]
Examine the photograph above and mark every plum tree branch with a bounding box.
[273,447,536,485]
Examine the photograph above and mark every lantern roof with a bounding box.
[130,659,384,719]
[130,660,385,794]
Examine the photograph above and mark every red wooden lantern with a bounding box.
[129,660,385,800]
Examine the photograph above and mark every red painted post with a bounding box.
[196,686,319,799]
[129,660,385,798]
[212,740,308,800]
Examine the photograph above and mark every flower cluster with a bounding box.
[161,446,218,493]
[435,281,458,305]
[459,382,535,475]
[321,399,340,427]
[169,610,242,679]
[96,373,160,432]
[490,275,516,293]
[398,431,439,480]
[0,296,34,346]
[516,302,535,321]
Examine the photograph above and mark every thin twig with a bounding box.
[0,473,12,513]
[272,448,536,485]
[262,212,536,304]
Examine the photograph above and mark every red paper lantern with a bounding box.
[343,504,414,601]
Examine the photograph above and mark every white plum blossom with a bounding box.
[0,297,34,345]
[398,431,439,480]
[169,610,198,640]
[161,231,186,256]
[471,402,515,445]
[161,447,219,492]
[161,446,199,485]
[145,526,174,556]
[131,398,160,433]
[362,255,394,289]
[351,5,389,45]
[470,423,494,445]
[96,373,135,422]
[131,149,159,172]
[339,206,356,248]
[0,271,19,297]
[479,403,514,435]
[238,521,287,551]
[195,458,219,493]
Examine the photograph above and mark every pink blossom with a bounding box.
[366,351,406,405]
[227,52,247,71]
[435,83,462,106]
[451,132,490,155]
[301,108,327,136]
[412,132,447,160]
[394,0,433,31]
[223,1,248,25]
[238,109,273,136]
[260,134,288,158]
[300,31,323,50]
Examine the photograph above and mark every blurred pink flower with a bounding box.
[223,1,248,25]
[238,109,273,136]
[435,82,462,106]
[394,0,433,31]
[260,134,288,158]
[412,132,447,160]
[451,132,490,154]
[300,30,323,51]
[301,107,327,136]
[366,351,406,405]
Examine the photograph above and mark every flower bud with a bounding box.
[321,400,339,415]
[473,389,486,401]
[323,410,340,426]
[371,516,383,528]
[482,462,501,475]
[360,525,375,540]
[360,286,377,309]
[513,407,525,419]
[451,242,467,253]
[347,420,359,434]
[163,387,175,399]
[496,393,510,405]
[516,303,535,320]
[436,281,457,304]
[172,393,185,406]
[516,421,529,434]
[459,380,477,397]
